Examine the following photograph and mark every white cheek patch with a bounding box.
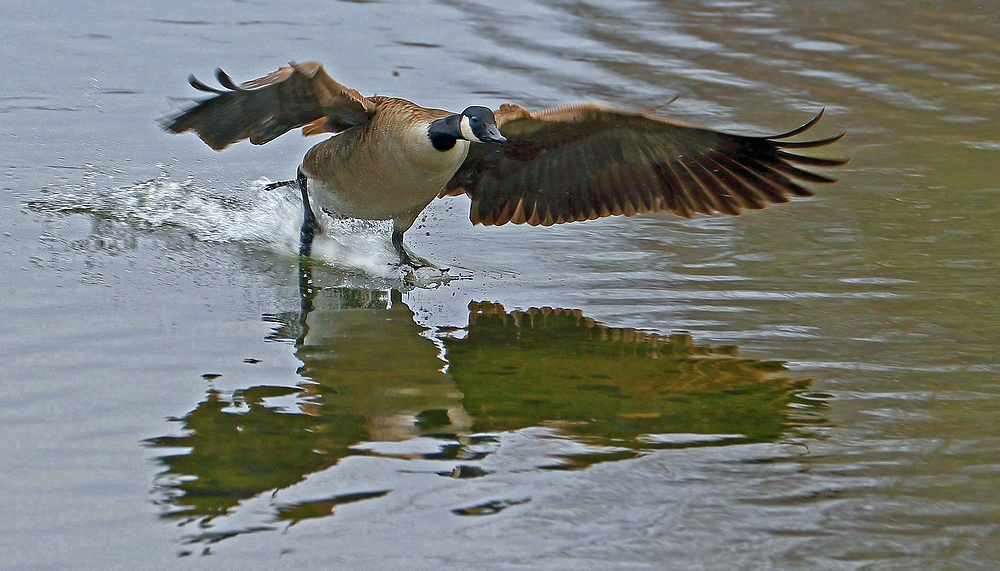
[460,115,482,143]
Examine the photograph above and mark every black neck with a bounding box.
[428,115,462,152]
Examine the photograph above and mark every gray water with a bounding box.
[2,0,999,569]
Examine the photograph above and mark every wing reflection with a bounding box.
[148,260,826,537]
[451,302,821,467]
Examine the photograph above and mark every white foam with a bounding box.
[27,169,462,285]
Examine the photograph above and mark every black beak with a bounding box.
[481,124,507,144]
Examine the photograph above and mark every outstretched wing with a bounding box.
[444,103,848,226]
[161,62,375,150]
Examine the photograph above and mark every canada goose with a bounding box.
[162,62,847,265]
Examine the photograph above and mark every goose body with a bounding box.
[301,97,470,224]
[162,62,848,265]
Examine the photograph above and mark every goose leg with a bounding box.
[263,179,296,191]
[297,168,321,257]
[391,212,423,268]
[391,227,418,268]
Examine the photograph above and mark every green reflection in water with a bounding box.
[452,302,819,456]
[149,385,354,520]
[275,490,392,525]
[148,263,825,527]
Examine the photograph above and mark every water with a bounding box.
[3,0,999,569]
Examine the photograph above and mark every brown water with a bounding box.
[2,0,999,569]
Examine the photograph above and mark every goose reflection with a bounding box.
[148,261,826,535]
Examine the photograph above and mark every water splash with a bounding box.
[26,167,459,284]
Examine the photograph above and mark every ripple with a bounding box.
[637,433,746,445]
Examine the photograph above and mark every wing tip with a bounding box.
[763,109,850,170]
[768,108,826,140]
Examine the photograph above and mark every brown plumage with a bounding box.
[447,103,847,226]
[161,62,848,265]
[165,62,377,150]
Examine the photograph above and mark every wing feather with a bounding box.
[445,104,848,226]
[161,62,375,150]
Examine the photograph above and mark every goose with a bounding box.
[162,62,848,265]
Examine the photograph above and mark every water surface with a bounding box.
[2,0,999,569]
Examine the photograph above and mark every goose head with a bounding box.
[429,106,506,151]
[458,106,506,144]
